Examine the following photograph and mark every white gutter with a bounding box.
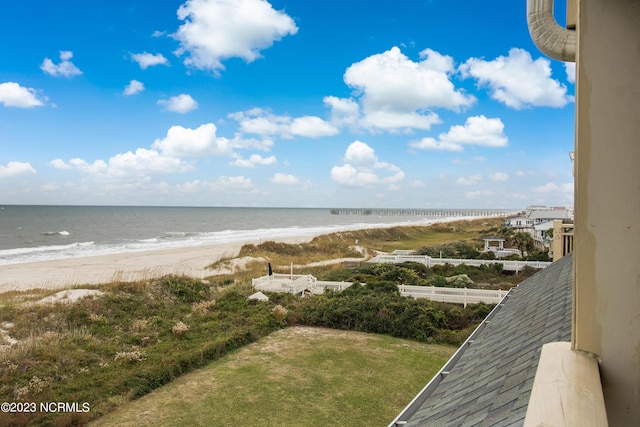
[527,0,576,62]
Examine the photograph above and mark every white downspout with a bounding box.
[527,0,576,62]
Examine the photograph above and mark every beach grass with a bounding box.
[0,277,285,426]
[90,327,454,427]
[313,217,505,253]
[208,217,505,276]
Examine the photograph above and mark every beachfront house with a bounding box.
[504,215,533,231]
[392,0,640,425]
[504,206,573,249]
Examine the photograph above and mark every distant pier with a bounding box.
[329,208,517,217]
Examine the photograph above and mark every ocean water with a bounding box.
[0,205,512,266]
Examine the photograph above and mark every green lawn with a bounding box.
[90,327,454,427]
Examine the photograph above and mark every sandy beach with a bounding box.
[0,236,313,292]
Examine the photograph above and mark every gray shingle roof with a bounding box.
[400,254,573,427]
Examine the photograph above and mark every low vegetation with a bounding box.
[92,327,455,427]
[0,217,542,426]
[290,282,492,346]
[0,277,283,426]
[312,217,505,253]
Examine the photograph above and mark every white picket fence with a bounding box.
[252,274,507,307]
[398,285,507,306]
[368,254,551,272]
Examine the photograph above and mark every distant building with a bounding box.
[505,206,573,249]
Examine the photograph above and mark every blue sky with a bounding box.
[0,0,575,208]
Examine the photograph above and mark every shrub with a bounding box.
[158,276,211,303]
[427,275,447,287]
[477,251,496,260]
[172,321,190,336]
[191,300,216,315]
[445,274,474,288]
[380,267,419,285]
[271,305,288,323]
[115,349,147,363]
[416,242,480,259]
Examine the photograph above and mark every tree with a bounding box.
[513,232,535,255]
[496,226,515,241]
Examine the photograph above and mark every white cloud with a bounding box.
[157,94,198,113]
[41,182,59,191]
[466,190,494,199]
[456,174,482,185]
[0,161,36,177]
[345,47,474,111]
[533,182,574,194]
[152,123,231,157]
[131,52,169,69]
[229,108,291,137]
[57,149,191,178]
[331,164,379,187]
[67,158,108,174]
[209,176,255,192]
[173,0,298,74]
[230,108,337,139]
[340,46,475,132]
[533,183,558,193]
[361,110,440,133]
[489,172,509,182]
[344,140,377,165]
[177,176,256,193]
[561,182,574,192]
[0,82,45,108]
[123,80,145,96]
[231,154,276,168]
[108,149,191,176]
[410,138,463,152]
[271,173,298,184]
[50,159,72,170]
[331,141,405,187]
[324,96,360,129]
[564,62,576,84]
[517,170,536,177]
[40,51,82,77]
[290,116,339,137]
[410,115,507,152]
[176,180,202,192]
[460,48,572,109]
